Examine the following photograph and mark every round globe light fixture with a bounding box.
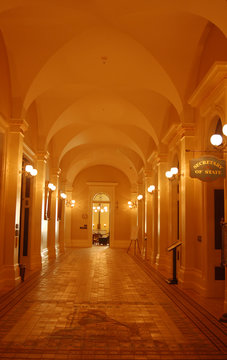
[223,124,227,136]
[60,193,67,199]
[148,185,155,193]
[165,171,172,179]
[137,194,143,200]
[170,167,178,175]
[210,134,223,146]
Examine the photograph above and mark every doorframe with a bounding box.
[87,182,118,248]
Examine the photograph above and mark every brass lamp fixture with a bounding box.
[23,164,38,177]
[44,182,56,220]
[210,119,227,149]
[147,185,155,193]
[128,194,143,208]
[165,167,179,180]
[128,201,136,209]
[60,192,67,199]
[66,199,75,208]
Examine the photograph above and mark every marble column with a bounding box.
[156,155,169,271]
[47,169,60,260]
[58,180,66,255]
[178,133,195,285]
[64,187,73,248]
[137,183,144,252]
[29,151,48,270]
[3,119,28,286]
[144,170,153,261]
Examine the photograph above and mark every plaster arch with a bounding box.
[58,125,146,166]
[45,92,159,148]
[23,25,183,114]
[64,152,138,187]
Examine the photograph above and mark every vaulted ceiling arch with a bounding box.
[23,25,183,115]
[58,125,146,166]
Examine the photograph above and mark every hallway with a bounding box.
[0,248,226,360]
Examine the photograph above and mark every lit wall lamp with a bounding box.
[128,201,136,209]
[210,120,227,149]
[66,199,75,208]
[60,192,67,199]
[24,164,38,177]
[137,194,143,200]
[147,185,155,194]
[44,182,56,220]
[58,192,67,221]
[48,182,56,191]
[165,167,180,180]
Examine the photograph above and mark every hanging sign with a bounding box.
[190,156,226,182]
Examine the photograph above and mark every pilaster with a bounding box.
[178,134,196,285]
[3,119,28,286]
[47,168,60,260]
[29,151,48,270]
[58,179,66,255]
[137,182,144,251]
[143,169,153,261]
[64,186,73,248]
[156,154,169,271]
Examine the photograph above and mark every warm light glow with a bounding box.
[30,168,37,176]
[148,185,155,193]
[60,193,67,199]
[137,194,143,200]
[210,134,223,146]
[170,167,178,175]
[223,124,227,136]
[129,204,132,208]
[165,171,172,179]
[101,209,104,213]
[104,224,106,227]
[25,165,33,173]
[97,206,101,210]
[71,200,75,204]
[48,183,56,191]
[95,209,97,212]
[128,201,132,205]
[93,206,96,210]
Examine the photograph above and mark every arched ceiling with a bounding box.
[0,0,226,186]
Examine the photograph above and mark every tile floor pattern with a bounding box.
[0,247,226,360]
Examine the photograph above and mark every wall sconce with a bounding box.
[23,164,38,176]
[66,199,75,208]
[137,194,143,200]
[210,119,227,149]
[128,201,137,209]
[58,192,67,221]
[60,192,67,199]
[165,167,180,180]
[147,185,155,193]
[44,182,56,220]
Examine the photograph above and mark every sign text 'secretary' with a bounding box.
[189,156,226,182]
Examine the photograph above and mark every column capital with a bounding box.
[36,151,49,162]
[143,168,153,178]
[157,153,168,164]
[179,123,195,139]
[51,168,61,178]
[9,118,28,135]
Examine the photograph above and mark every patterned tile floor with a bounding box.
[0,247,226,359]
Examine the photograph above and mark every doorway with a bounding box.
[92,193,110,246]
